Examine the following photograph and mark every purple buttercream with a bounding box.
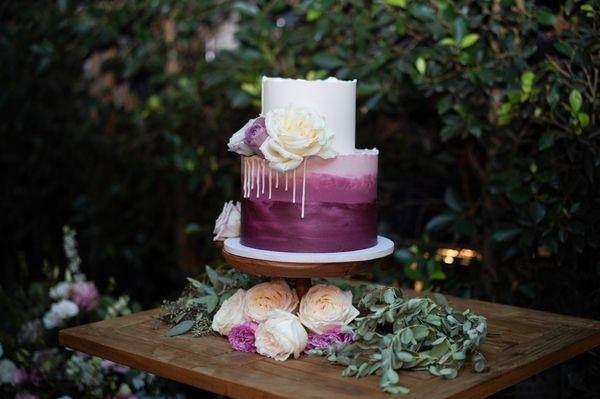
[243,117,268,154]
[241,199,377,252]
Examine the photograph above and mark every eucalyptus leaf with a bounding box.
[164,320,195,337]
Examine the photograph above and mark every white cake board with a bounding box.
[224,235,394,264]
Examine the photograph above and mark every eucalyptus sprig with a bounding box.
[158,266,260,337]
[324,286,487,394]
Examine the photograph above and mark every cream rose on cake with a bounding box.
[244,280,298,323]
[211,289,249,336]
[260,105,337,172]
[298,284,359,334]
[255,309,308,361]
[213,201,241,241]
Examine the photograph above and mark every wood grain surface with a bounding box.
[59,289,600,399]
[222,250,381,278]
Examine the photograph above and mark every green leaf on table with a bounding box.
[165,319,195,337]
[433,293,449,307]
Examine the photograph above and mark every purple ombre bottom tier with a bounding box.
[239,150,379,253]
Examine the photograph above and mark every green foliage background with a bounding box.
[1,0,599,334]
[1,0,600,396]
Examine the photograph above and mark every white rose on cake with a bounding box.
[260,105,337,172]
[244,280,298,323]
[255,309,308,361]
[211,289,249,336]
[213,201,241,241]
[298,284,359,334]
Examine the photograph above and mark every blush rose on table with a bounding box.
[211,280,359,361]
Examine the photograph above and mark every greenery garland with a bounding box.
[159,267,487,394]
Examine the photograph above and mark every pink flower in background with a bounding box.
[100,359,130,374]
[11,367,28,386]
[228,322,258,353]
[243,116,268,154]
[304,327,355,352]
[15,393,38,399]
[69,281,99,311]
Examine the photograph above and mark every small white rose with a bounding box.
[211,289,249,336]
[227,119,255,156]
[298,284,359,334]
[244,280,298,323]
[255,310,308,361]
[260,105,337,172]
[0,358,16,384]
[49,282,71,300]
[213,201,241,241]
[43,299,79,329]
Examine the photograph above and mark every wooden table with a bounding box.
[59,290,600,399]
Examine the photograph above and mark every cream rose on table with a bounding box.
[244,280,298,323]
[255,309,308,361]
[211,289,249,336]
[260,105,337,172]
[213,201,241,241]
[298,284,359,334]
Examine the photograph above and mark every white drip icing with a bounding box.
[256,160,260,198]
[275,171,279,188]
[301,159,307,218]
[261,161,265,194]
[268,167,272,199]
[251,158,255,190]
[285,172,288,191]
[242,158,247,198]
[292,169,296,203]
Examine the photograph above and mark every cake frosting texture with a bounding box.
[229,76,379,253]
[261,77,357,154]
[240,151,378,252]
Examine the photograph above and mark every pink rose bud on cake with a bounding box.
[228,120,255,156]
[298,284,359,334]
[228,321,258,353]
[69,281,99,311]
[243,116,268,155]
[213,201,241,241]
[255,310,308,361]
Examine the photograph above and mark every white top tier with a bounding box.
[261,76,356,154]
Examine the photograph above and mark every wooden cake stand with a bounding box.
[223,236,394,297]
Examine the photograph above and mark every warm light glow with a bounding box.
[435,247,480,266]
[414,281,423,292]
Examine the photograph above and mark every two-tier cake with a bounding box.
[220,77,378,253]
